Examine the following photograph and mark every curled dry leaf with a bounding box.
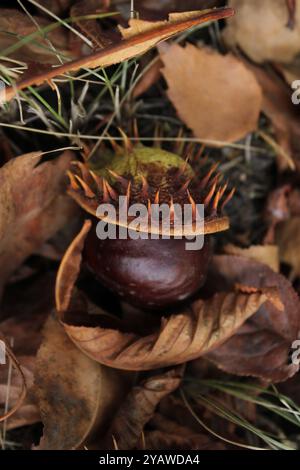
[61,288,282,371]
[206,255,300,382]
[224,0,300,64]
[34,315,132,450]
[103,366,184,450]
[56,221,282,371]
[0,150,76,297]
[56,220,92,312]
[0,9,71,64]
[4,7,234,102]
[223,244,279,273]
[276,217,300,280]
[160,44,262,144]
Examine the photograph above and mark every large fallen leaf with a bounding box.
[103,367,183,450]
[224,0,300,64]
[160,44,262,144]
[276,217,300,280]
[56,221,282,371]
[206,255,300,382]
[0,150,76,296]
[34,315,132,450]
[4,8,234,102]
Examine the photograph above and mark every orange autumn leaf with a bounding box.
[160,43,262,144]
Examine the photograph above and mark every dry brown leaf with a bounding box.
[206,255,300,382]
[160,44,262,144]
[224,0,300,64]
[4,7,234,102]
[103,367,183,450]
[34,315,132,450]
[223,244,279,272]
[276,217,300,280]
[0,150,76,296]
[247,63,300,171]
[0,9,71,64]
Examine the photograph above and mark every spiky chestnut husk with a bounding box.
[68,139,234,309]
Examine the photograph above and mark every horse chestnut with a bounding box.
[83,222,212,309]
[68,138,234,310]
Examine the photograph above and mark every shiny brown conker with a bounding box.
[83,222,212,310]
[68,140,234,310]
